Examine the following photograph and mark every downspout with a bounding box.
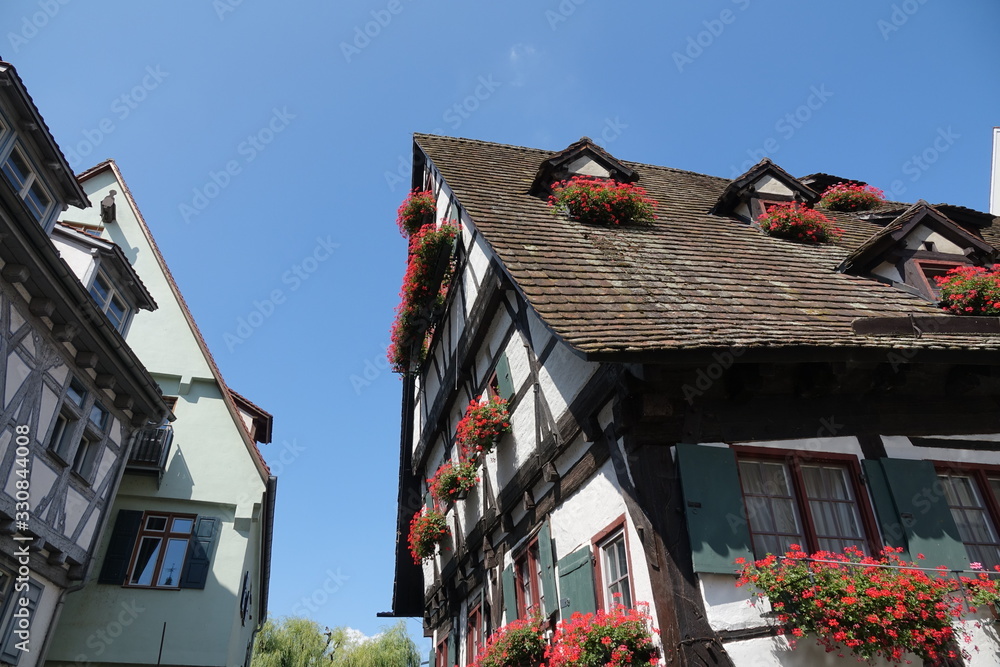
[36,420,154,663]
[245,475,277,666]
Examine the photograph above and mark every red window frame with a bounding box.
[592,515,634,610]
[514,539,541,618]
[467,602,483,664]
[911,259,966,299]
[733,446,880,557]
[934,461,1000,569]
[124,511,197,589]
[435,637,448,667]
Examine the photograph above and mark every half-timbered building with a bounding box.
[387,134,1000,666]
[0,61,171,666]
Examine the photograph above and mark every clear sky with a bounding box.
[3,0,999,644]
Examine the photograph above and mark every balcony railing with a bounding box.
[127,425,173,478]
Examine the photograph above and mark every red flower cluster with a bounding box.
[388,223,459,374]
[757,202,842,244]
[958,563,1000,610]
[428,459,479,505]
[455,396,512,460]
[407,507,449,564]
[935,265,1000,315]
[819,182,886,212]
[736,546,968,664]
[470,616,548,667]
[397,189,436,237]
[548,176,657,226]
[545,603,659,667]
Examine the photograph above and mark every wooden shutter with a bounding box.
[98,509,143,584]
[557,547,596,618]
[495,354,514,401]
[861,459,908,553]
[675,444,753,573]
[501,564,517,622]
[0,579,42,664]
[537,520,557,618]
[180,516,220,589]
[866,458,967,570]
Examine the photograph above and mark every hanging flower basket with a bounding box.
[408,507,449,564]
[818,182,885,212]
[471,616,548,667]
[545,602,659,667]
[455,396,512,460]
[548,175,657,226]
[397,189,436,237]
[735,546,968,664]
[388,223,458,374]
[428,459,479,505]
[935,266,1000,315]
[756,202,842,244]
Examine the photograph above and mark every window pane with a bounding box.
[89,275,110,308]
[2,150,30,190]
[89,404,109,430]
[739,459,805,557]
[156,538,188,587]
[130,537,161,585]
[24,182,50,220]
[66,379,86,408]
[107,295,128,331]
[172,518,193,534]
[145,516,167,531]
[939,474,1000,570]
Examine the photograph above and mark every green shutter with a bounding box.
[501,564,517,622]
[869,458,968,570]
[556,547,596,618]
[675,444,753,573]
[428,649,435,667]
[98,509,143,584]
[447,628,458,667]
[495,354,514,401]
[862,459,908,554]
[180,516,220,589]
[537,520,557,617]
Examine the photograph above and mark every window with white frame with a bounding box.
[597,528,632,608]
[937,467,1000,571]
[88,271,132,333]
[1,144,51,222]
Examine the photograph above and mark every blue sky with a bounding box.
[4,0,999,643]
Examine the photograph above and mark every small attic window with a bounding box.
[914,260,964,298]
[530,137,636,196]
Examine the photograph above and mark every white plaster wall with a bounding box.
[527,309,596,419]
[50,234,96,286]
[902,224,965,254]
[753,175,794,197]
[882,435,1000,465]
[566,156,611,178]
[871,260,903,283]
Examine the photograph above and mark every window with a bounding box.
[435,638,449,667]
[0,568,41,665]
[515,541,542,618]
[937,467,1000,571]
[88,271,132,333]
[127,513,196,588]
[736,449,875,558]
[593,518,632,609]
[71,401,109,483]
[48,377,87,463]
[467,603,483,664]
[1,145,51,222]
[913,260,964,299]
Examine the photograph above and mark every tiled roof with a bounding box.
[415,134,1000,356]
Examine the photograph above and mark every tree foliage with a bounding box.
[252,618,421,667]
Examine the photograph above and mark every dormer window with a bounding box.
[837,201,997,302]
[530,137,637,197]
[711,158,820,221]
[89,271,133,333]
[2,144,52,222]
